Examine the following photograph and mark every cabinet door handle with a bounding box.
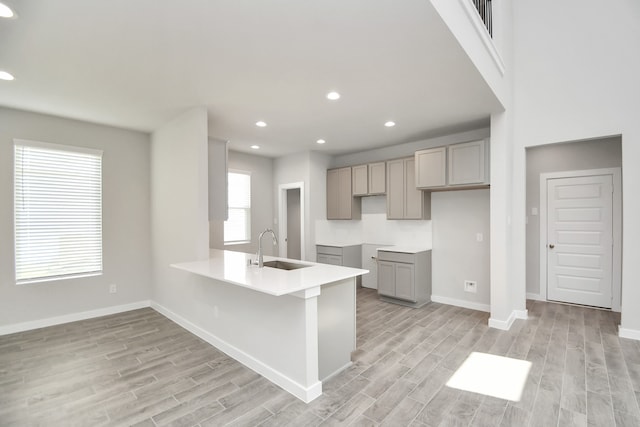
[549,244,555,249]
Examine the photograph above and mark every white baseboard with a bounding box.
[515,309,528,320]
[150,301,322,403]
[0,301,151,336]
[488,308,528,331]
[430,295,490,313]
[488,311,515,330]
[526,293,544,301]
[619,327,640,341]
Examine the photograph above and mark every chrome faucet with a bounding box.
[254,228,278,268]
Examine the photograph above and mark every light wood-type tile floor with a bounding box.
[1,288,639,426]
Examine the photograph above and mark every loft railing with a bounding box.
[472,0,493,37]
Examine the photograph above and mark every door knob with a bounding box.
[549,244,555,249]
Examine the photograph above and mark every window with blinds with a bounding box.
[14,140,103,284]
[224,170,251,244]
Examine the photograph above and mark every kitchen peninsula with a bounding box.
[171,249,368,403]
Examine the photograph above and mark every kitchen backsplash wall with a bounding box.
[315,196,432,247]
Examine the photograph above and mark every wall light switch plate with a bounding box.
[531,207,538,216]
[476,233,483,242]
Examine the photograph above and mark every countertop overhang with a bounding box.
[171,249,368,297]
[376,246,431,254]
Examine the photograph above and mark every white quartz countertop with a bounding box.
[315,242,363,248]
[377,246,431,254]
[171,249,368,297]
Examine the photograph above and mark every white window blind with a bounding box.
[14,140,103,284]
[224,171,251,243]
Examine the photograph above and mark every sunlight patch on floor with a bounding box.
[446,352,532,401]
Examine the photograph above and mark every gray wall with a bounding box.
[432,189,490,309]
[525,136,622,296]
[211,150,275,255]
[150,107,209,310]
[0,107,151,327]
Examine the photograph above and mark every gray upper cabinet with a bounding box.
[368,162,386,195]
[386,159,405,219]
[352,162,386,196]
[415,139,489,190]
[327,167,361,220]
[448,140,488,186]
[352,164,368,196]
[415,146,446,189]
[386,157,429,220]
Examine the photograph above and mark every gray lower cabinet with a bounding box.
[316,245,362,269]
[377,250,431,307]
[317,253,342,265]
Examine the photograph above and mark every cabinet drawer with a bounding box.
[316,245,343,256]
[317,253,343,265]
[377,251,416,264]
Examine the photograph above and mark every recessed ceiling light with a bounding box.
[255,121,267,127]
[326,91,341,101]
[384,121,396,127]
[250,145,260,150]
[0,70,14,81]
[0,3,15,18]
[316,139,326,144]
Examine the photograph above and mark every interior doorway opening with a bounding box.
[525,136,622,311]
[278,182,305,260]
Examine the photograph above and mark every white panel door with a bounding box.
[547,175,613,308]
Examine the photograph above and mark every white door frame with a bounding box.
[539,167,622,311]
[278,182,305,260]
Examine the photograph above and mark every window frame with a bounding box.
[13,139,104,285]
[224,169,252,245]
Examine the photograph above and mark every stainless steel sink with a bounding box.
[263,260,310,271]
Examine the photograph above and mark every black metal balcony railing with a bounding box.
[473,0,493,37]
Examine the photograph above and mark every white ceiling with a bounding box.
[0,0,502,157]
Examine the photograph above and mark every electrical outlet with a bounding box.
[109,284,117,294]
[464,280,477,293]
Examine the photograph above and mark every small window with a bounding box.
[14,140,103,284]
[224,170,251,244]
